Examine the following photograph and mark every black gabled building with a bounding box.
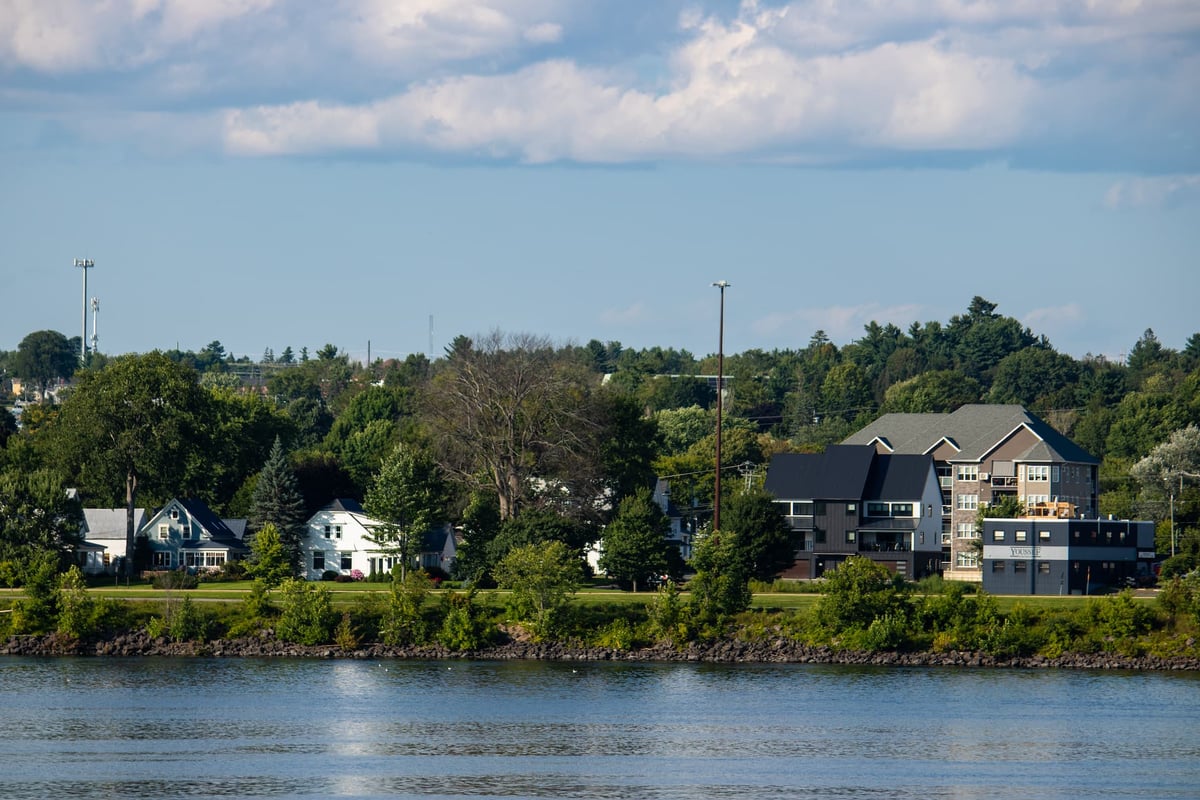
[764,445,945,580]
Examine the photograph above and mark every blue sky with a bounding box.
[1,0,1197,366]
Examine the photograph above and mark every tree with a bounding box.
[487,508,593,570]
[249,437,308,577]
[422,331,601,521]
[45,353,212,576]
[881,370,982,413]
[0,468,83,564]
[364,443,450,581]
[813,555,907,633]
[719,488,796,580]
[598,488,671,591]
[687,529,752,626]
[14,330,77,399]
[1130,425,1200,554]
[493,540,581,639]
[245,522,293,588]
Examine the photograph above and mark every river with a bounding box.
[0,657,1197,799]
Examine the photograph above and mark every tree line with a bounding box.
[2,296,1199,592]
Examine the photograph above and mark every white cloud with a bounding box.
[4,0,1197,170]
[1104,175,1200,209]
[0,0,276,72]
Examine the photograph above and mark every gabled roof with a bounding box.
[863,454,936,501]
[843,404,1098,465]
[222,518,248,541]
[82,508,147,540]
[175,498,240,540]
[321,498,365,514]
[764,445,876,500]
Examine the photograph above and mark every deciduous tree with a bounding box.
[364,443,450,581]
[14,330,77,399]
[45,352,211,576]
[494,540,581,639]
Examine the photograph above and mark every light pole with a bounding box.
[712,281,730,532]
[1171,470,1200,557]
[73,258,95,363]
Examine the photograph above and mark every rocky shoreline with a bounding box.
[5,631,1199,671]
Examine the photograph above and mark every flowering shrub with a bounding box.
[351,569,365,581]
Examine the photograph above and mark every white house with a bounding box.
[301,498,457,580]
[78,507,147,575]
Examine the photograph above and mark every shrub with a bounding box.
[814,556,908,635]
[381,571,432,646]
[646,581,689,645]
[168,596,209,642]
[56,566,98,639]
[334,612,360,652]
[437,589,491,651]
[10,550,61,634]
[276,579,335,645]
[320,570,339,582]
[594,618,636,650]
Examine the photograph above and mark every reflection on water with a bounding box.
[1,658,1197,800]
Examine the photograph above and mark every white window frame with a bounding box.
[956,494,978,511]
[956,465,979,482]
[1026,465,1049,482]
[955,552,979,568]
[158,524,169,540]
[955,523,979,539]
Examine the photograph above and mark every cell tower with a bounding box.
[90,297,100,355]
[73,258,95,362]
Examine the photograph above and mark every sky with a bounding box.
[1,0,1197,367]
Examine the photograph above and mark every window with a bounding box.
[340,553,352,570]
[153,551,171,567]
[203,553,224,568]
[846,503,856,513]
[1039,530,1051,541]
[846,531,857,543]
[1052,466,1060,482]
[158,524,169,540]
[937,465,953,489]
[1026,465,1049,481]
[334,525,343,539]
[956,523,978,539]
[956,465,979,482]
[867,502,889,517]
[1014,561,1027,573]
[891,503,914,517]
[180,524,191,539]
[992,560,1006,572]
[792,501,813,516]
[956,494,978,511]
[993,530,1006,542]
[955,552,979,568]
[1038,563,1051,574]
[185,552,200,567]
[1015,530,1027,542]
[170,509,179,520]
[313,551,325,571]
[323,525,332,539]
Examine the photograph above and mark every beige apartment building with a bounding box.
[843,405,1099,582]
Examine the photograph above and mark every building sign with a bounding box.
[982,545,1068,561]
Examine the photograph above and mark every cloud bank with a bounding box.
[2,0,1197,170]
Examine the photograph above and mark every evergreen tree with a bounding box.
[598,488,671,591]
[249,437,307,577]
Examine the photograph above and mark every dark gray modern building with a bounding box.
[765,445,944,580]
[981,515,1156,595]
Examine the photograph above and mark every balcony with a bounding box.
[858,532,912,553]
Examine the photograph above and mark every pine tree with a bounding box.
[249,437,308,577]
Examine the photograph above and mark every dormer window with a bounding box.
[170,509,179,520]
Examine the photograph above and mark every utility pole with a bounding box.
[712,280,730,532]
[73,258,95,362]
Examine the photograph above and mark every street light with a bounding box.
[712,281,730,532]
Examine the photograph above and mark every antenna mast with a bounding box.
[90,297,99,355]
[73,258,95,362]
